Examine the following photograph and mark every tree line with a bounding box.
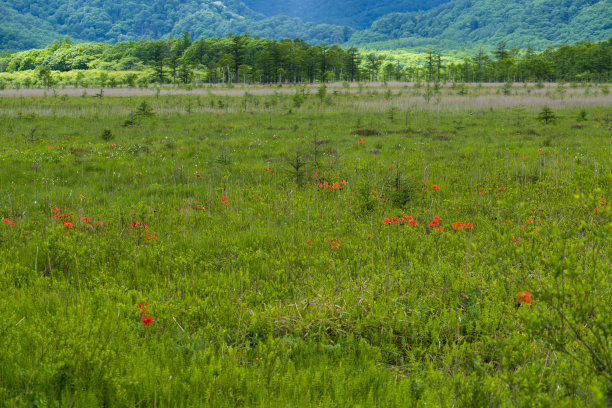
[0,34,611,86]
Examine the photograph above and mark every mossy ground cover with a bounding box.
[0,87,610,407]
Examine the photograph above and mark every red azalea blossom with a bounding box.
[517,291,532,305]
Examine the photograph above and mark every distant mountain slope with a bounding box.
[1,0,610,52]
[0,0,353,51]
[0,2,66,50]
[240,0,450,28]
[353,0,612,50]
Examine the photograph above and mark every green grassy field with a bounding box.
[0,85,610,407]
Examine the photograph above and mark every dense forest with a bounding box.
[1,0,611,52]
[240,0,449,29]
[354,0,612,50]
[0,0,354,51]
[1,35,611,88]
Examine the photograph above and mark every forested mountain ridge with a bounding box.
[0,0,354,51]
[239,0,450,29]
[353,0,612,50]
[1,0,611,52]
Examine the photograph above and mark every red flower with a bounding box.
[409,220,418,226]
[527,218,533,223]
[331,244,339,249]
[451,222,462,230]
[53,207,60,213]
[462,223,473,229]
[61,221,73,229]
[307,241,313,245]
[195,172,202,178]
[81,217,89,222]
[358,138,364,144]
[517,291,531,305]
[142,316,153,326]
[478,189,485,194]
[498,187,506,191]
[96,221,103,226]
[431,184,440,190]
[383,218,392,224]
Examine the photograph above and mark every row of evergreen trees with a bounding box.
[1,34,611,84]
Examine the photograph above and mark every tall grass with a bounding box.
[0,88,610,406]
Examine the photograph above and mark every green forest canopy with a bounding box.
[1,0,611,52]
[0,35,611,86]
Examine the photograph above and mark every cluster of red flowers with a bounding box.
[451,222,473,230]
[2,218,15,226]
[195,172,202,179]
[383,216,418,226]
[129,220,148,229]
[358,138,364,144]
[517,291,531,305]
[428,216,442,231]
[192,204,206,211]
[138,302,153,326]
[431,184,441,190]
[145,234,158,240]
[329,239,343,249]
[221,196,229,206]
[53,207,102,229]
[317,180,346,191]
